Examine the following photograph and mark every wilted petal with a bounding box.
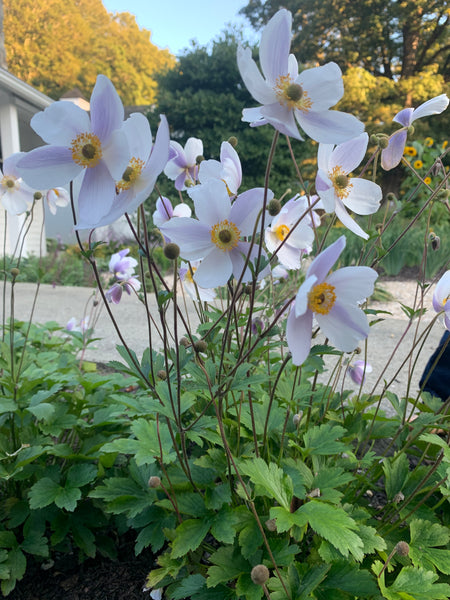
[286,307,313,366]
[381,130,407,170]
[297,109,364,144]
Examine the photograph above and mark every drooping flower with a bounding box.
[76,113,170,229]
[237,9,364,143]
[315,132,382,239]
[198,141,242,195]
[265,194,319,269]
[17,75,130,226]
[45,187,70,215]
[432,270,450,330]
[164,137,203,191]
[179,260,216,302]
[381,94,449,171]
[286,235,377,366]
[347,360,372,385]
[0,153,36,215]
[66,316,90,333]
[109,248,138,280]
[153,196,192,242]
[159,179,271,288]
[105,277,141,304]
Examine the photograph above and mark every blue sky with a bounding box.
[102,0,257,55]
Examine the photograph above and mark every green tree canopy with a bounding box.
[3,0,176,105]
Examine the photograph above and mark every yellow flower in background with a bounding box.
[424,176,432,185]
[443,140,448,149]
[424,137,434,147]
[414,160,423,169]
[404,146,417,157]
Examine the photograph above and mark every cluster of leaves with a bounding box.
[3,0,175,104]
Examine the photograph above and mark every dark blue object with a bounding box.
[420,330,450,401]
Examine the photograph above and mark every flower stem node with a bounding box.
[10,267,20,278]
[164,243,180,260]
[251,565,270,586]
[227,136,238,148]
[157,369,167,381]
[267,198,282,216]
[148,476,161,488]
[407,125,415,135]
[194,340,208,354]
[395,541,410,557]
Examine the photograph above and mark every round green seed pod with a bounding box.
[251,564,270,585]
[148,476,161,488]
[157,369,167,380]
[267,198,282,216]
[164,243,180,260]
[395,541,410,556]
[194,340,208,354]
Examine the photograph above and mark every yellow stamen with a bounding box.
[117,157,145,191]
[71,133,102,168]
[274,223,290,241]
[210,219,241,252]
[274,75,312,112]
[330,165,353,200]
[185,266,196,284]
[1,176,17,190]
[308,282,336,315]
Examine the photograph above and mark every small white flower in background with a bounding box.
[66,316,90,333]
[164,137,203,191]
[45,187,70,215]
[198,141,242,196]
[347,360,372,385]
[433,270,450,330]
[153,196,192,242]
[179,260,217,302]
[106,248,141,304]
[315,132,382,239]
[0,152,36,215]
[259,264,289,290]
[381,94,449,171]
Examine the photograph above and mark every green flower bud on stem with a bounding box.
[194,340,208,354]
[10,268,20,278]
[378,137,389,149]
[251,564,270,585]
[148,476,161,488]
[164,243,180,260]
[267,198,282,216]
[33,191,43,200]
[228,136,238,147]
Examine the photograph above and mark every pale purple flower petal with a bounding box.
[317,301,370,352]
[342,179,383,215]
[307,235,345,282]
[230,187,267,236]
[90,74,124,141]
[334,197,370,239]
[261,102,303,139]
[188,179,231,226]
[296,109,364,144]
[327,266,378,305]
[409,94,449,123]
[77,161,116,225]
[433,270,450,312]
[194,249,233,288]
[106,283,123,304]
[160,218,212,260]
[259,8,291,84]
[348,360,372,385]
[237,46,276,105]
[286,307,313,366]
[298,63,344,111]
[380,130,408,171]
[30,101,91,146]
[17,146,81,189]
[329,133,368,174]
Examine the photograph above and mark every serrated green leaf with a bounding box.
[318,561,378,597]
[238,519,263,559]
[236,573,264,600]
[207,546,250,588]
[383,452,410,500]
[357,524,387,555]
[211,506,239,544]
[240,458,293,510]
[171,518,211,559]
[66,463,97,488]
[26,403,56,421]
[375,561,450,600]
[302,424,348,456]
[54,486,81,512]
[409,519,450,574]
[28,478,60,509]
[132,418,177,466]
[171,574,206,599]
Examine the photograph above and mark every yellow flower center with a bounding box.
[274,223,290,241]
[210,219,241,252]
[330,166,353,200]
[71,133,103,168]
[1,176,17,190]
[116,157,145,191]
[274,75,312,112]
[308,282,336,315]
[185,265,196,284]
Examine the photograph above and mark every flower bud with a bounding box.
[369,134,379,145]
[429,231,441,251]
[250,564,270,585]
[242,284,253,295]
[194,340,208,354]
[267,198,282,216]
[10,267,20,278]
[164,243,180,260]
[196,155,205,164]
[378,137,389,149]
[228,136,238,147]
[148,476,161,488]
[33,191,43,200]
[395,541,410,556]
[180,336,190,347]
[157,369,167,380]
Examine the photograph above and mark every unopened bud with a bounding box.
[148,476,161,488]
[194,340,208,354]
[378,137,389,149]
[267,198,282,217]
[265,518,277,532]
[395,541,410,556]
[93,300,99,307]
[157,369,167,380]
[228,136,238,147]
[196,155,205,164]
[429,231,441,251]
[242,284,252,295]
[370,134,379,145]
[33,191,43,200]
[250,564,270,585]
[164,243,180,260]
[386,193,397,202]
[10,267,20,278]
[180,336,190,347]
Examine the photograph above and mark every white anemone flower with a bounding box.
[237,9,364,143]
[164,137,203,191]
[286,235,377,365]
[316,133,382,239]
[179,260,217,302]
[160,179,270,288]
[45,187,70,215]
[198,141,242,195]
[433,270,450,330]
[0,153,35,215]
[381,94,449,171]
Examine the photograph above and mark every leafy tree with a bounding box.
[3,0,175,105]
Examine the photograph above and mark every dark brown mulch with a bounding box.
[8,547,155,600]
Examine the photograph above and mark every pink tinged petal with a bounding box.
[294,275,317,317]
[122,113,152,161]
[342,178,382,215]
[76,161,116,227]
[317,302,370,352]
[329,133,368,173]
[90,75,124,141]
[230,187,268,235]
[30,101,91,146]
[47,187,70,208]
[286,307,313,366]
[154,197,174,225]
[102,129,130,180]
[160,218,212,260]
[393,107,414,127]
[411,94,449,122]
[237,46,276,105]
[433,270,450,312]
[221,141,242,193]
[76,189,133,229]
[261,103,303,140]
[146,115,170,177]
[184,138,203,165]
[1,189,29,214]
[307,236,346,282]
[188,179,231,226]
[259,8,291,84]
[381,130,408,170]
[334,197,369,239]
[299,62,344,110]
[194,249,233,288]
[163,160,182,181]
[175,171,187,191]
[17,146,82,188]
[106,283,123,304]
[327,266,378,306]
[173,203,191,218]
[296,109,364,144]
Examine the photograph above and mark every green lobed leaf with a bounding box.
[207,546,250,588]
[171,574,207,599]
[375,561,450,600]
[383,452,410,500]
[171,518,211,559]
[409,519,450,574]
[239,457,293,510]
